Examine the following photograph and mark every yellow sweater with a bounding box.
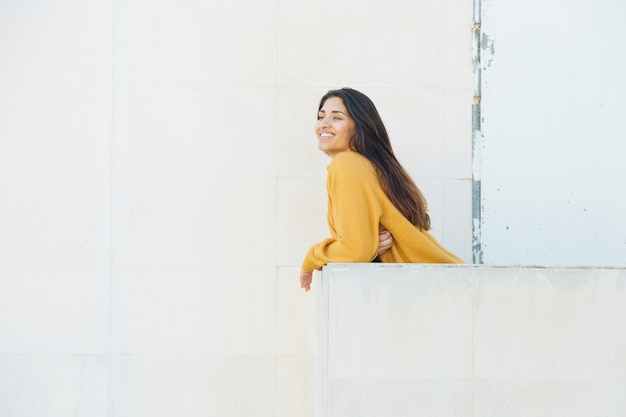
[302,150,463,271]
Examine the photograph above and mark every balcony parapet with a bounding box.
[316,264,626,417]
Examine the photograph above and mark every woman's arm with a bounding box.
[300,227,392,291]
[303,156,379,269]
[301,152,383,272]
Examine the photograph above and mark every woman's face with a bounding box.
[315,96,356,156]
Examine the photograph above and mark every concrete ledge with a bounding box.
[317,264,626,417]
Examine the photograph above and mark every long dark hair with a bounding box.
[319,88,431,230]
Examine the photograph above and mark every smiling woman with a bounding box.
[316,98,355,156]
[300,88,463,292]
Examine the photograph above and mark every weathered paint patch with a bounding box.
[472,0,484,264]
[481,32,496,69]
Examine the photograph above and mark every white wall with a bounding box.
[0,0,472,416]
[479,0,626,266]
[319,264,626,417]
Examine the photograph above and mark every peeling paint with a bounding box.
[472,180,483,263]
[481,32,496,69]
[471,99,482,264]
[472,0,484,264]
[472,23,482,103]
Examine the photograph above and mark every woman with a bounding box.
[300,88,463,291]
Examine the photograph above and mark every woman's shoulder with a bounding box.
[328,151,377,186]
[329,150,372,171]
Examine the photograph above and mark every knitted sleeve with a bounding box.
[301,152,381,271]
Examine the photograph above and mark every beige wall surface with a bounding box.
[0,0,472,416]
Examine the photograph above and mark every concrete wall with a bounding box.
[319,264,626,417]
[0,0,471,416]
[478,0,626,266]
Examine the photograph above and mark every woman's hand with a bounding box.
[300,269,313,292]
[378,227,393,256]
